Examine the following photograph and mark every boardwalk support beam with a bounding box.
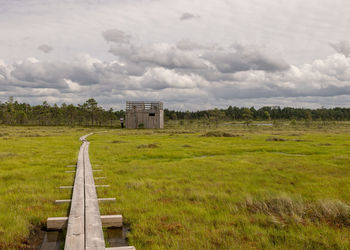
[47,215,123,230]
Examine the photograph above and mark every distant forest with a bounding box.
[0,97,350,126]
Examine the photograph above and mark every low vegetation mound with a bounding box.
[203,131,240,137]
[137,143,159,149]
[111,140,127,143]
[266,137,288,141]
[240,195,350,227]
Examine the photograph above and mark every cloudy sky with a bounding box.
[1,0,350,110]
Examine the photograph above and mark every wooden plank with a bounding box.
[47,217,68,230]
[84,141,105,250]
[100,215,123,227]
[95,185,110,188]
[47,215,122,229]
[55,199,72,204]
[98,198,116,202]
[106,247,136,250]
[64,142,85,250]
[58,185,108,189]
[55,198,116,204]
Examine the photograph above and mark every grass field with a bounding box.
[0,122,350,249]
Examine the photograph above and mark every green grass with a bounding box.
[0,126,94,249]
[0,122,350,249]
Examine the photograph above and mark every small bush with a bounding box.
[203,131,240,137]
[111,140,127,143]
[266,137,287,141]
[137,143,158,149]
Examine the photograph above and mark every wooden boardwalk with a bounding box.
[47,133,135,250]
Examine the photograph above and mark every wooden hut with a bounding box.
[125,101,164,129]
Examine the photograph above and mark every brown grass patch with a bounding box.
[111,140,127,143]
[266,137,287,141]
[240,195,350,227]
[203,131,241,137]
[137,143,159,149]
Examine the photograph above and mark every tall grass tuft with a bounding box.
[241,195,350,227]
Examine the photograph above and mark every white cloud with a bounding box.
[64,78,81,92]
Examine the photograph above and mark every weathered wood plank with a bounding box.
[47,214,122,230]
[58,185,108,189]
[100,215,123,228]
[106,247,136,250]
[98,198,116,202]
[59,186,74,189]
[47,217,68,230]
[55,198,116,204]
[64,142,85,250]
[55,199,72,204]
[84,141,105,250]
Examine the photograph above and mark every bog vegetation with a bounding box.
[0,121,349,249]
[1,97,350,126]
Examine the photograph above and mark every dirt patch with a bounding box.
[266,137,287,142]
[8,225,47,250]
[203,131,241,137]
[319,143,332,146]
[137,143,158,149]
[106,226,131,248]
[182,144,192,148]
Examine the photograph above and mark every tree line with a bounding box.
[0,97,125,126]
[164,106,350,122]
[0,97,349,126]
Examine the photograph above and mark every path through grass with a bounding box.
[0,123,350,249]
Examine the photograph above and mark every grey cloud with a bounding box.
[329,41,350,57]
[1,50,350,110]
[209,82,350,100]
[203,44,290,73]
[37,44,53,53]
[176,39,211,51]
[180,12,199,21]
[131,45,208,69]
[102,29,131,44]
[105,32,288,74]
[0,65,8,80]
[108,43,209,70]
